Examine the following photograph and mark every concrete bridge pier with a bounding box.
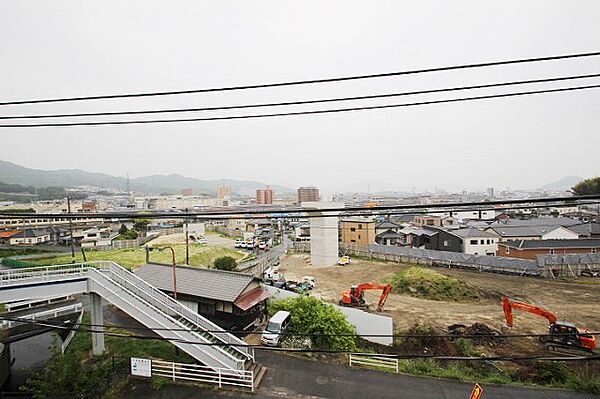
[90,293,105,355]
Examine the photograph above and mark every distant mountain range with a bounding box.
[0,159,294,197]
[539,175,583,191]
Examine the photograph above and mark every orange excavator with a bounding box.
[339,283,392,312]
[502,296,596,354]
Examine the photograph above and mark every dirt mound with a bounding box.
[386,267,480,302]
[448,322,505,346]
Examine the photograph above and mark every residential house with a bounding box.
[135,263,270,331]
[0,230,20,245]
[294,223,310,241]
[450,228,498,256]
[413,215,457,228]
[340,217,376,246]
[79,227,113,248]
[568,222,600,239]
[498,239,600,260]
[9,230,51,245]
[375,220,403,245]
[486,225,580,242]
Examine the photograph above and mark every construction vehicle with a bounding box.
[339,283,392,311]
[502,296,596,354]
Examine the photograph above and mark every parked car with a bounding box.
[196,237,208,245]
[261,311,291,346]
[234,239,242,248]
[258,241,267,250]
[245,240,255,249]
[302,276,316,288]
[581,269,600,277]
[338,256,351,266]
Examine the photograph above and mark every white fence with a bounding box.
[349,353,399,373]
[150,359,255,391]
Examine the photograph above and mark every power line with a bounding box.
[2,73,599,120]
[2,83,600,128]
[1,195,598,220]
[1,50,599,106]
[2,317,597,361]
[2,315,596,339]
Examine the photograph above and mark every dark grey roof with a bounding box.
[376,221,402,229]
[486,225,576,238]
[12,229,49,238]
[568,222,600,237]
[376,229,402,239]
[450,228,497,239]
[489,217,580,228]
[501,239,600,249]
[135,263,256,302]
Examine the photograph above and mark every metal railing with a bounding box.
[151,359,254,391]
[94,261,253,362]
[0,262,252,371]
[349,354,399,373]
[0,302,83,329]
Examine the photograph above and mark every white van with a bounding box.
[261,311,291,346]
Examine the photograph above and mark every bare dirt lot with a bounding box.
[279,254,600,354]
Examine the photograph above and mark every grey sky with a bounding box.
[1,1,599,194]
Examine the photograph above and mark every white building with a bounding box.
[451,228,498,256]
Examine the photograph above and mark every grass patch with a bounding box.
[0,248,45,258]
[24,244,245,269]
[385,267,479,301]
[22,313,193,398]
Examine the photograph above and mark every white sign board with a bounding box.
[131,357,152,377]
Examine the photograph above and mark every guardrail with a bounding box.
[348,354,399,373]
[151,359,254,391]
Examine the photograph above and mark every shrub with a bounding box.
[269,296,357,351]
[213,256,237,271]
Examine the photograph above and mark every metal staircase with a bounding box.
[0,261,254,372]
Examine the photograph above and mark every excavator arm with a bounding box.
[502,296,558,328]
[356,283,393,312]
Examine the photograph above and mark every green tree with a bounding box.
[572,177,600,196]
[133,218,150,236]
[213,256,237,271]
[270,296,357,350]
[118,224,128,235]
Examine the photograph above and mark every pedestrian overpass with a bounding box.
[0,261,255,373]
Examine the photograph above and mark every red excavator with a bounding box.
[339,283,392,312]
[502,296,596,354]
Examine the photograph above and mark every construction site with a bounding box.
[278,253,600,360]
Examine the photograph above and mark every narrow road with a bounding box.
[122,351,596,398]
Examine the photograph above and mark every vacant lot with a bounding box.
[26,244,246,269]
[280,254,600,343]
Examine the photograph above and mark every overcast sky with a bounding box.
[1,1,599,194]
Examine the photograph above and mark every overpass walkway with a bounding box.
[0,261,254,372]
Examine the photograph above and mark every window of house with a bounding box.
[198,302,216,315]
[358,224,363,229]
[426,220,434,226]
[350,227,356,232]
[480,240,485,245]
[550,248,555,255]
[351,239,356,243]
[486,240,491,244]
[470,240,478,245]
[443,240,449,247]
[358,235,361,240]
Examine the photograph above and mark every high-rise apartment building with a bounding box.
[218,186,231,199]
[297,187,320,204]
[256,187,274,205]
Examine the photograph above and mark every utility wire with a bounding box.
[1,195,598,219]
[2,317,597,361]
[2,73,600,120]
[2,84,600,128]
[1,50,599,106]
[2,315,596,339]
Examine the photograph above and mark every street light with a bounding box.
[147,245,178,300]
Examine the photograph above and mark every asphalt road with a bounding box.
[122,351,596,399]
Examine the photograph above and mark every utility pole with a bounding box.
[185,208,189,265]
[67,195,75,263]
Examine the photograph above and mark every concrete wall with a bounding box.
[304,202,341,267]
